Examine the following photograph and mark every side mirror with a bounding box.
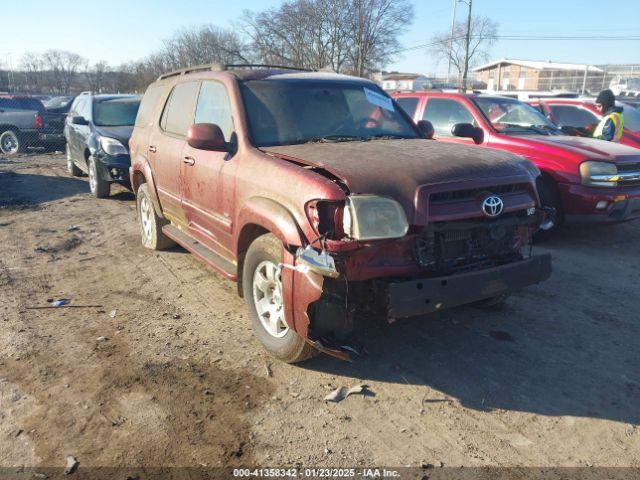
[417,120,434,139]
[71,116,88,126]
[451,122,484,144]
[187,123,227,151]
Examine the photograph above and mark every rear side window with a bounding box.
[548,105,598,128]
[17,98,44,112]
[135,85,166,127]
[0,98,17,109]
[161,81,199,137]
[395,97,420,118]
[423,98,475,136]
[194,82,234,141]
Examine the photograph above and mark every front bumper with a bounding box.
[560,183,640,223]
[95,152,132,185]
[378,254,552,319]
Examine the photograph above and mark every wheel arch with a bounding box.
[130,154,164,217]
[236,197,308,297]
[0,125,20,134]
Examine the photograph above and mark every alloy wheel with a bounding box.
[139,195,154,243]
[0,132,18,155]
[252,260,288,338]
[88,160,97,193]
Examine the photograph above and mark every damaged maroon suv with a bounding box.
[129,65,551,363]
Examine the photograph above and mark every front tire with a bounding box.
[0,130,25,155]
[66,144,82,176]
[242,234,317,363]
[88,156,110,198]
[136,183,174,250]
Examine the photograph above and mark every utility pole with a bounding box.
[446,0,457,82]
[6,53,14,93]
[582,65,588,95]
[461,0,472,92]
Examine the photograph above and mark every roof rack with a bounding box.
[225,64,314,72]
[78,91,93,96]
[157,63,314,81]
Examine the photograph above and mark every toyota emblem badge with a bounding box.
[482,195,504,217]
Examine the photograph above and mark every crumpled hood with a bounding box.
[263,138,535,197]
[509,134,640,163]
[94,125,134,151]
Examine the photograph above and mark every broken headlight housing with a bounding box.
[580,160,618,187]
[343,195,409,240]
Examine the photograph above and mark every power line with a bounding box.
[394,34,640,55]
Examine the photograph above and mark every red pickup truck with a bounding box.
[528,98,640,149]
[393,92,640,233]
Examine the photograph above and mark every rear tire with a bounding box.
[88,156,110,198]
[242,233,317,363]
[66,144,82,176]
[534,175,563,242]
[136,183,175,250]
[0,130,25,155]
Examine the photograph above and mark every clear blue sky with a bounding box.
[1,0,639,74]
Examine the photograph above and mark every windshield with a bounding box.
[474,97,560,134]
[44,96,73,109]
[622,104,640,132]
[240,80,419,147]
[626,78,640,90]
[94,97,141,127]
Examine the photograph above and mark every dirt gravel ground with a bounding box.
[0,153,639,473]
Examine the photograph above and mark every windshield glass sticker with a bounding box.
[364,87,394,112]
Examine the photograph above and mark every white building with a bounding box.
[381,74,430,91]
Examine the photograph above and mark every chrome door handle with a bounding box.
[148,145,157,153]
[183,156,195,166]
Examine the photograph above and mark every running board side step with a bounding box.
[162,224,237,280]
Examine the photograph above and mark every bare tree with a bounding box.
[243,0,413,77]
[41,50,86,94]
[430,16,498,85]
[85,61,110,93]
[160,25,249,70]
[20,52,46,93]
[348,0,413,77]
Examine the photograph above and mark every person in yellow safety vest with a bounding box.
[593,89,624,142]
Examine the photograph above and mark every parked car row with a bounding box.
[46,65,638,365]
[392,91,640,235]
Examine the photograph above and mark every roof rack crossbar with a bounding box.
[224,64,314,72]
[157,63,225,80]
[157,63,314,80]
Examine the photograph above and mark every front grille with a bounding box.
[616,163,640,186]
[415,213,537,275]
[617,163,640,173]
[429,183,529,205]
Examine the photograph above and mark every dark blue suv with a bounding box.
[64,92,141,197]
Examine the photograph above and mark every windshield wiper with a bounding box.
[367,134,409,140]
[499,123,548,134]
[533,124,563,134]
[305,135,367,143]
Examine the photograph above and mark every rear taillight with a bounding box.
[305,200,345,241]
[34,113,43,129]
